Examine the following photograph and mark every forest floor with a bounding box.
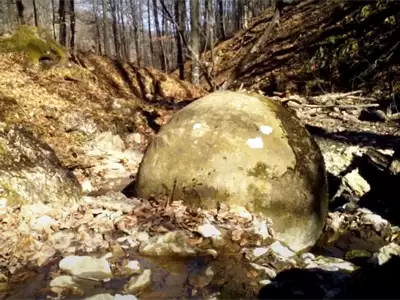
[0,0,400,299]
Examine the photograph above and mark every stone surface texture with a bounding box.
[135,91,329,251]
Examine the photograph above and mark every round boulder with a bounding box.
[135,91,328,252]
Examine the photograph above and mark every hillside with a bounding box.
[175,0,399,110]
[0,50,205,168]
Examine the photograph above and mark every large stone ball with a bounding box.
[135,91,328,251]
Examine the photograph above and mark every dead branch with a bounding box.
[290,103,379,109]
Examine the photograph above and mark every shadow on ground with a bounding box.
[258,255,400,299]
[306,125,400,149]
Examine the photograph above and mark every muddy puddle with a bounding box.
[3,246,257,300]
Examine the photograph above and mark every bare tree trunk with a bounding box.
[138,1,146,65]
[160,0,214,89]
[16,0,25,25]
[222,2,282,89]
[110,0,120,59]
[102,0,111,56]
[190,0,200,85]
[119,0,129,60]
[206,0,216,91]
[174,0,184,80]
[69,0,76,50]
[162,6,170,71]
[93,0,102,54]
[59,0,67,46]
[51,0,57,39]
[32,0,38,27]
[129,0,141,66]
[152,0,167,71]
[7,0,16,31]
[216,0,225,40]
[147,0,154,67]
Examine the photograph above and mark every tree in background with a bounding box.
[190,0,200,85]
[0,0,272,74]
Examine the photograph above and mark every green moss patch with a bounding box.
[0,25,67,66]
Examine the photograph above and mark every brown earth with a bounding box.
[0,51,206,169]
[173,0,400,110]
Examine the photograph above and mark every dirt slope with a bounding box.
[175,0,399,109]
[0,51,206,168]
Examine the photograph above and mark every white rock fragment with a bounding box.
[269,241,295,258]
[20,204,54,219]
[124,269,152,294]
[197,223,221,238]
[30,215,57,232]
[49,276,78,288]
[250,263,277,279]
[374,243,400,265]
[361,213,389,232]
[252,247,269,259]
[247,137,264,149]
[139,231,196,257]
[137,231,150,243]
[250,219,271,239]
[124,260,141,275]
[259,125,273,135]
[301,252,316,265]
[259,279,272,286]
[229,205,252,220]
[205,249,219,258]
[81,179,93,193]
[343,168,370,197]
[314,257,356,272]
[0,198,7,215]
[115,294,138,300]
[59,256,112,281]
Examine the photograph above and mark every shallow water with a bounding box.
[2,245,257,300]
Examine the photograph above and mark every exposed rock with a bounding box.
[124,269,152,294]
[82,192,141,213]
[342,169,370,197]
[59,256,113,281]
[311,256,356,272]
[372,243,400,265]
[83,293,115,300]
[59,111,99,135]
[75,132,143,196]
[135,91,328,252]
[30,215,57,232]
[0,125,82,207]
[249,218,273,240]
[139,231,196,257]
[229,205,253,220]
[197,223,221,238]
[84,131,126,154]
[252,247,269,259]
[115,295,138,300]
[122,260,142,276]
[389,159,400,175]
[269,241,295,258]
[249,263,277,279]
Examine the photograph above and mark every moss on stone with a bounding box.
[0,25,67,66]
[0,181,26,206]
[248,162,275,180]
